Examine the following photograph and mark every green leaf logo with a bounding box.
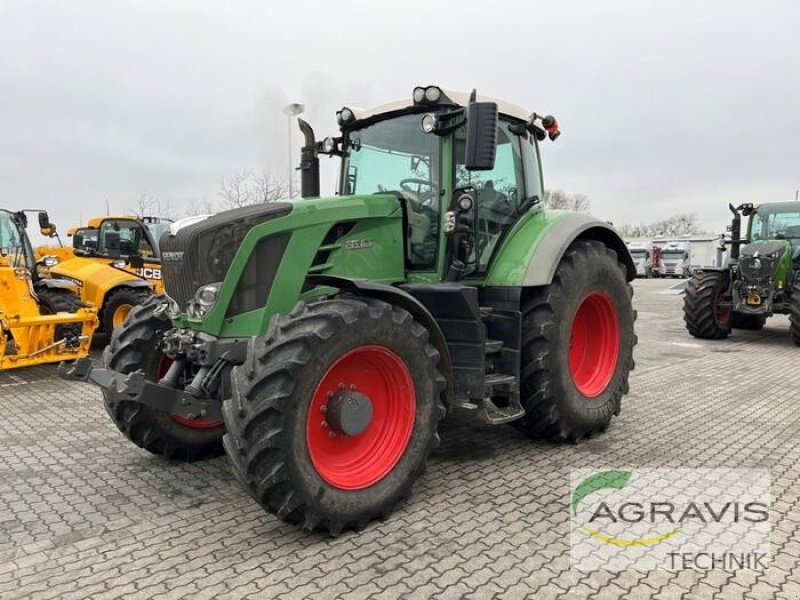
[572,470,632,515]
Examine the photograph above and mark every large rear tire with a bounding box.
[37,288,82,341]
[103,296,225,460]
[683,271,732,339]
[224,296,446,534]
[514,240,636,442]
[790,284,800,346]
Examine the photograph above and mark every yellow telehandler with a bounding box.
[37,215,170,335]
[0,209,97,370]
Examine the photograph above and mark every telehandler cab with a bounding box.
[0,209,96,370]
[62,86,636,533]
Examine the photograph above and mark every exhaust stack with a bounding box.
[297,119,320,198]
[728,203,742,260]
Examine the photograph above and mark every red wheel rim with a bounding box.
[158,356,223,430]
[569,291,620,398]
[306,346,416,490]
[714,290,731,325]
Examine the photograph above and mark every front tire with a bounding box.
[224,296,446,534]
[683,271,732,339]
[514,240,636,441]
[103,297,225,460]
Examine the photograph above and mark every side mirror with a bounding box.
[464,102,498,171]
[38,211,57,237]
[105,231,121,258]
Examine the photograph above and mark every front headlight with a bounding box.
[43,255,59,267]
[185,282,222,318]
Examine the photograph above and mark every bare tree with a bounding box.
[543,189,590,212]
[128,192,174,219]
[179,198,218,219]
[217,169,295,209]
[618,213,703,238]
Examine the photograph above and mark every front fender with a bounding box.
[485,209,635,287]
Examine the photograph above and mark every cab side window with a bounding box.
[455,120,526,273]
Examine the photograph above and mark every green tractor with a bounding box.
[684,201,800,341]
[61,86,637,533]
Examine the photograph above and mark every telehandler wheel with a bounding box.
[731,312,767,330]
[790,284,800,346]
[224,296,446,534]
[102,297,225,461]
[103,287,153,334]
[37,288,82,341]
[514,240,636,442]
[683,271,732,339]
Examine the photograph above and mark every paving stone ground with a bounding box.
[0,278,798,599]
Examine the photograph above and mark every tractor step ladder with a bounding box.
[478,310,525,424]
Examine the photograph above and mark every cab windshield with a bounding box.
[342,113,441,268]
[750,209,800,242]
[342,114,440,200]
[0,211,30,269]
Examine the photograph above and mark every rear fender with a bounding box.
[486,210,636,287]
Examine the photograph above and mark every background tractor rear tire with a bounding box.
[103,287,153,335]
[224,296,446,534]
[790,284,800,346]
[731,312,767,330]
[103,296,225,460]
[37,288,82,341]
[683,271,732,339]
[513,240,636,442]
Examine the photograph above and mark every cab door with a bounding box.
[454,118,528,275]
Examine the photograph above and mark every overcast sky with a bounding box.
[1,0,798,239]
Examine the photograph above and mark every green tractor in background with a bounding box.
[62,86,637,533]
[684,201,800,342]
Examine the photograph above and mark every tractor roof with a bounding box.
[755,201,800,213]
[351,88,535,124]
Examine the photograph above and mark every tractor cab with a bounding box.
[322,87,553,282]
[748,202,800,262]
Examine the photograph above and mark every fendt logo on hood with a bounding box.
[161,251,184,262]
